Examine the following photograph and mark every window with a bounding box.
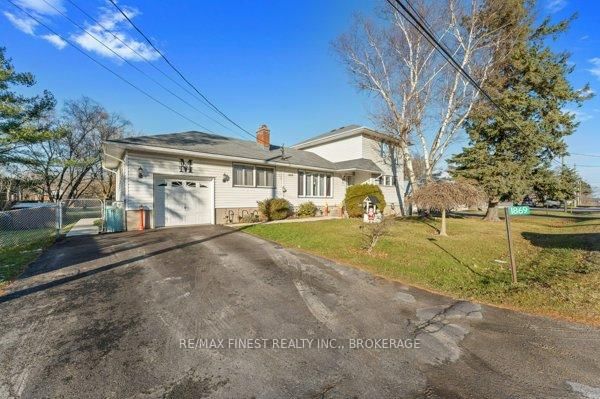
[298,171,304,196]
[233,164,274,188]
[233,164,254,187]
[186,181,197,187]
[256,167,274,187]
[376,175,396,187]
[298,170,332,198]
[171,181,182,187]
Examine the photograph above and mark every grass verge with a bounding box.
[245,212,600,325]
[0,229,57,292]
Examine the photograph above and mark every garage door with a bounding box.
[155,178,213,227]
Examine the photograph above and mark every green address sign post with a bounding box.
[504,206,531,283]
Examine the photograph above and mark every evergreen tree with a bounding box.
[449,1,591,221]
[0,47,56,165]
[554,165,580,211]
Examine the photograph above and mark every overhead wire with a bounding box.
[385,0,525,134]
[6,0,214,133]
[62,0,241,137]
[40,0,258,139]
[107,0,256,140]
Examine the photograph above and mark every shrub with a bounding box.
[239,212,259,223]
[359,217,392,254]
[297,201,318,217]
[343,184,386,218]
[258,198,293,221]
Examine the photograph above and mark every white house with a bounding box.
[101,124,405,229]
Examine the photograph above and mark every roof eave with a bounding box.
[103,140,338,172]
[292,126,401,149]
[336,168,382,174]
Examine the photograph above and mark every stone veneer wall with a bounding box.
[125,205,346,229]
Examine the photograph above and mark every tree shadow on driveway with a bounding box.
[0,225,253,304]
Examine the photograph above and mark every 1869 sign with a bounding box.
[179,159,192,173]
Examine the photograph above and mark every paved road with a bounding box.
[531,206,600,213]
[0,226,599,398]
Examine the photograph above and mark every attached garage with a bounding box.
[102,126,400,231]
[154,176,214,227]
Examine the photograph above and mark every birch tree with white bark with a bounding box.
[334,0,510,213]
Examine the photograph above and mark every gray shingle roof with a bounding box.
[107,131,339,170]
[333,158,383,173]
[293,125,362,147]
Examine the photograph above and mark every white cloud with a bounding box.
[580,35,589,41]
[4,10,66,50]
[41,33,67,49]
[566,109,593,122]
[588,58,600,79]
[3,11,37,35]
[72,6,159,62]
[15,0,64,16]
[546,0,567,13]
[578,87,595,97]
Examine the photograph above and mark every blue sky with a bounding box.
[1,0,599,193]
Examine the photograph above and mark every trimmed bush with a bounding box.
[239,213,259,223]
[344,184,386,218]
[258,198,293,221]
[297,201,318,218]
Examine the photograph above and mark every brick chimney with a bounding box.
[256,124,270,149]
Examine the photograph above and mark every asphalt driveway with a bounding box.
[0,225,599,398]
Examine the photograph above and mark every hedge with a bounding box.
[344,184,386,217]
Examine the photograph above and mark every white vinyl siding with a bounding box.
[124,152,344,211]
[302,135,363,162]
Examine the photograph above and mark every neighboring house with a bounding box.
[102,124,405,229]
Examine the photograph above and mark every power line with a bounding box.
[107,0,256,140]
[41,0,249,138]
[63,0,240,136]
[570,152,600,158]
[385,0,524,134]
[6,0,214,133]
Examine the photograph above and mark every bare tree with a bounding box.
[410,180,484,236]
[334,0,508,210]
[359,217,392,253]
[24,97,130,200]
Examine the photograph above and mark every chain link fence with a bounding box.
[0,205,57,249]
[59,199,103,235]
[0,199,104,251]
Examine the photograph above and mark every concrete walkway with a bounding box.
[66,218,99,237]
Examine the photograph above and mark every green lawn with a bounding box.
[0,229,57,291]
[0,219,83,291]
[245,212,600,325]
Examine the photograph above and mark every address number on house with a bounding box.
[508,206,530,216]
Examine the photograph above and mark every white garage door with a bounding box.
[155,178,213,227]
